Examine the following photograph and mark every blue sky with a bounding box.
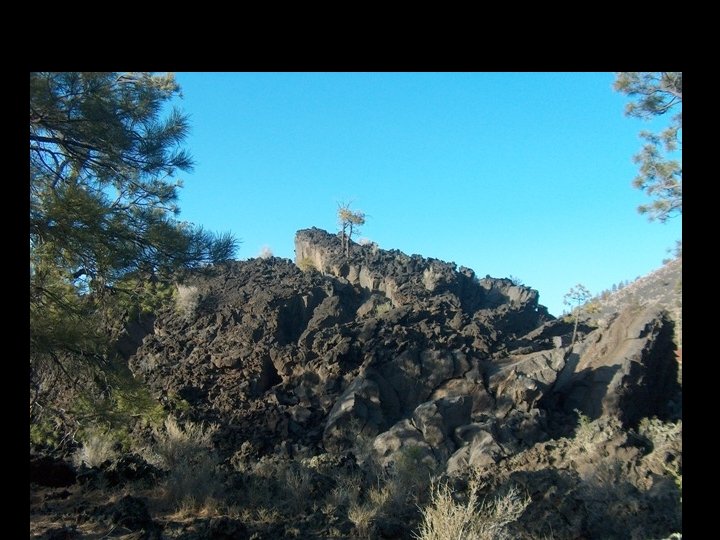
[171,72,682,316]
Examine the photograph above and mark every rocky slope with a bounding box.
[30,228,682,539]
[588,256,682,346]
[594,257,681,317]
[130,228,678,455]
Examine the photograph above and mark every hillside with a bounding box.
[30,229,682,540]
[587,256,682,347]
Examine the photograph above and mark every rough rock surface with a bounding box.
[52,226,679,539]
[29,228,683,540]
[125,228,680,469]
[472,416,682,539]
[96,495,160,539]
[547,305,680,427]
[77,454,165,488]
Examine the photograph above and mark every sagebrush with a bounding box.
[414,478,530,540]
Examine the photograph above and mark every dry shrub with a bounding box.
[257,245,273,259]
[348,500,377,537]
[175,284,200,315]
[73,430,118,468]
[414,478,530,540]
[281,463,314,513]
[345,446,437,537]
[327,471,363,507]
[153,416,216,465]
[236,458,319,518]
[297,257,316,272]
[573,409,596,452]
[147,416,221,508]
[638,417,682,498]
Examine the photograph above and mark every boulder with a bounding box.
[98,454,165,488]
[550,306,680,427]
[372,418,435,469]
[446,427,504,474]
[373,396,473,468]
[488,347,568,417]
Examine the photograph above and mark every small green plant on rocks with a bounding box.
[573,408,595,452]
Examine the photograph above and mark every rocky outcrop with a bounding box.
[372,395,473,468]
[295,227,548,323]
[124,228,680,480]
[546,305,680,427]
[31,227,682,540]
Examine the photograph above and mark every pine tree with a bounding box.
[337,201,366,258]
[563,284,593,346]
[30,73,238,441]
[614,72,682,222]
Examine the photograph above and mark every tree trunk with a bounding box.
[571,313,579,346]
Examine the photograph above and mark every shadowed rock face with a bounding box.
[545,306,680,428]
[126,228,680,472]
[30,455,77,487]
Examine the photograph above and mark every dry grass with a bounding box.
[348,500,377,537]
[413,478,530,540]
[145,416,221,509]
[255,506,282,524]
[152,416,216,466]
[327,471,363,507]
[297,257,316,272]
[231,457,324,522]
[257,245,273,259]
[175,284,200,315]
[73,430,118,468]
[166,495,224,521]
[30,483,126,539]
[342,446,438,537]
[282,463,314,513]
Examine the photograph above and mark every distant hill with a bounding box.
[585,256,682,346]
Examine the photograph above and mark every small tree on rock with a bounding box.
[563,284,593,346]
[337,202,366,258]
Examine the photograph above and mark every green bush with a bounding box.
[30,418,61,449]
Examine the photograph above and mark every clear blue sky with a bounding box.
[171,72,682,317]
